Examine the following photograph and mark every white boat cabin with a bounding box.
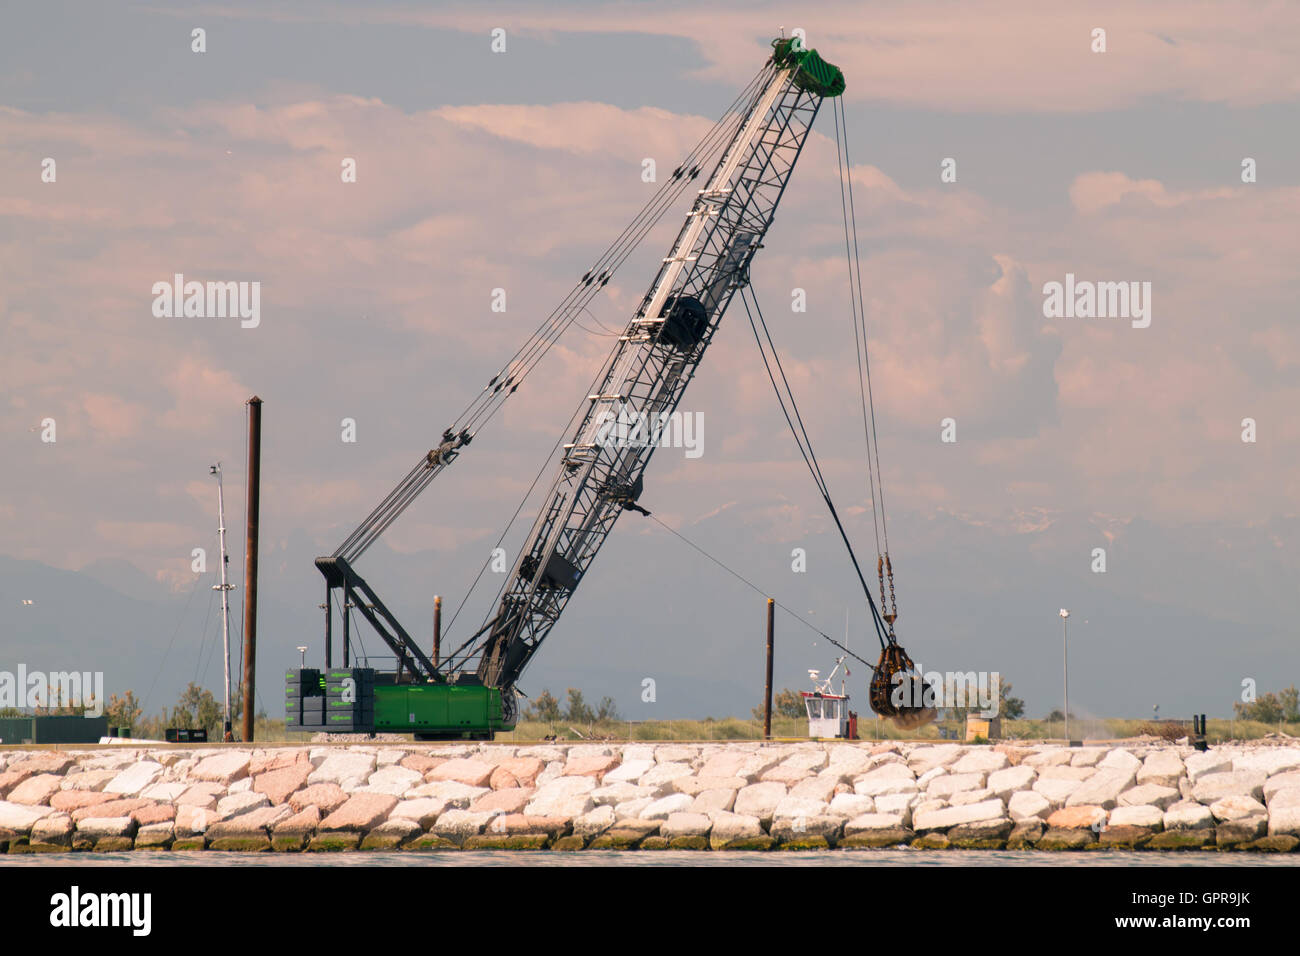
[802,659,857,739]
[802,691,852,738]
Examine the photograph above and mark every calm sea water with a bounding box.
[1,849,1295,867]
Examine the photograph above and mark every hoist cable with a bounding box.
[837,96,891,556]
[457,67,774,436]
[740,284,891,651]
[833,98,882,560]
[454,65,774,434]
[333,66,777,563]
[646,512,876,673]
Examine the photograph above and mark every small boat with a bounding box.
[801,657,857,739]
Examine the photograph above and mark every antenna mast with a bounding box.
[210,462,235,741]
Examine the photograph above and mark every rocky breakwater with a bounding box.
[0,741,1298,853]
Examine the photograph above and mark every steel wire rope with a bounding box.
[333,66,775,562]
[740,284,892,650]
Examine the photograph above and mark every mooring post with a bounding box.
[433,595,442,667]
[764,597,774,739]
[241,396,262,742]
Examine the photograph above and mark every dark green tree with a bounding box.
[564,687,594,723]
[105,690,143,733]
[1234,686,1298,723]
[523,688,562,722]
[999,681,1026,720]
[751,688,806,721]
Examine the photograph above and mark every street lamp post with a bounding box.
[1059,609,1070,741]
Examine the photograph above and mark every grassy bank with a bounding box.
[239,715,1300,744]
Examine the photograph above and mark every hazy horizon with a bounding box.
[2,2,1297,723]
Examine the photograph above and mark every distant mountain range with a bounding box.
[1,506,1293,721]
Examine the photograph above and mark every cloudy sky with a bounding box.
[1,1,1296,723]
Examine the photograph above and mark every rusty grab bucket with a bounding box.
[869,641,936,729]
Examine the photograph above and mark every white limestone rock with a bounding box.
[140,782,188,802]
[516,746,566,762]
[1268,788,1300,809]
[1066,768,1138,810]
[525,776,597,818]
[1191,771,1266,804]
[1263,772,1300,804]
[189,751,251,786]
[76,816,135,839]
[1267,805,1300,837]
[1232,748,1300,777]
[1136,751,1185,788]
[950,789,997,807]
[362,766,422,796]
[1183,752,1232,783]
[533,761,565,788]
[708,811,764,846]
[608,745,651,765]
[432,809,493,840]
[640,793,694,820]
[405,781,488,807]
[601,760,654,785]
[591,782,654,806]
[1008,790,1052,822]
[691,789,736,814]
[874,792,921,818]
[104,761,163,797]
[1036,764,1095,781]
[613,798,653,820]
[1118,784,1180,810]
[907,745,964,775]
[1164,800,1214,830]
[987,766,1036,799]
[1032,777,1083,808]
[1209,794,1267,822]
[1023,749,1073,768]
[844,812,908,834]
[913,799,1005,833]
[1108,804,1163,829]
[0,800,56,833]
[639,762,695,791]
[951,750,1008,774]
[915,766,948,788]
[661,812,713,839]
[1069,747,1107,767]
[789,775,838,803]
[696,752,751,779]
[307,752,376,789]
[926,773,985,798]
[853,763,918,797]
[61,770,118,792]
[733,782,787,821]
[828,793,874,818]
[573,805,616,837]
[738,752,785,781]
[216,791,270,818]
[774,749,828,774]
[567,744,614,760]
[1097,749,1143,774]
[389,797,451,828]
[773,796,837,823]
[823,747,874,778]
